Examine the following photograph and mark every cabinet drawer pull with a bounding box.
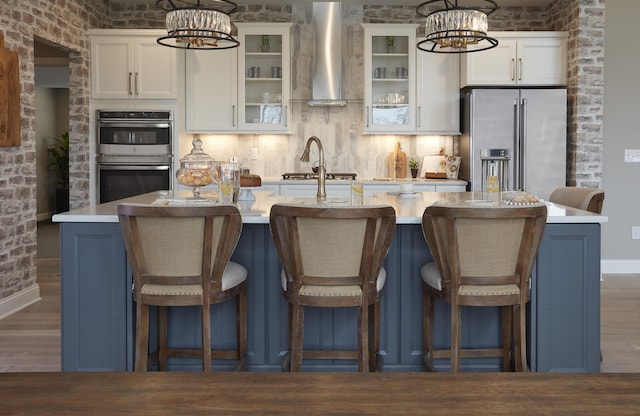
[511,59,515,81]
[128,72,133,95]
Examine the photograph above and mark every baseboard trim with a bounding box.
[602,259,640,275]
[0,285,41,320]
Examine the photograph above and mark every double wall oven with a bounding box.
[96,110,173,203]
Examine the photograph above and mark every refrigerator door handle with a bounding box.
[513,98,521,190]
[520,98,528,191]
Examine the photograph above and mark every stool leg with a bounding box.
[450,303,461,373]
[358,304,369,372]
[501,305,512,372]
[202,303,211,372]
[158,306,168,371]
[423,289,436,371]
[135,303,149,372]
[290,304,304,372]
[236,286,248,370]
[514,304,529,372]
[369,302,381,372]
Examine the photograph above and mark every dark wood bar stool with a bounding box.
[549,186,605,214]
[118,204,247,372]
[269,204,396,372]
[420,204,547,372]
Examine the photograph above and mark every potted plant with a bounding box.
[47,132,69,213]
[261,35,270,52]
[386,36,395,53]
[409,158,419,178]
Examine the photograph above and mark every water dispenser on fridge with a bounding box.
[480,149,509,193]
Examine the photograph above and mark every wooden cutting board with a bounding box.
[388,142,407,178]
[0,32,21,147]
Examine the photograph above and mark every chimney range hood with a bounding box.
[307,2,347,107]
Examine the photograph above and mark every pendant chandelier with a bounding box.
[156,0,239,50]
[416,0,499,53]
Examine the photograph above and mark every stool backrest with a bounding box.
[269,204,396,299]
[118,204,243,304]
[422,205,547,304]
[549,187,605,214]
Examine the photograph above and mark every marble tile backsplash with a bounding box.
[180,131,453,180]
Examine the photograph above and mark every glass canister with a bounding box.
[176,138,219,198]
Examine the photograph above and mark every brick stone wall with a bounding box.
[0,1,110,300]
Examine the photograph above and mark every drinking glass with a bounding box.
[351,180,364,206]
[219,163,240,203]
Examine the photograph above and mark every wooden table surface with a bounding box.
[2,372,640,415]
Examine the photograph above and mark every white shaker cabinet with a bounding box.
[90,30,178,100]
[184,23,291,133]
[461,32,568,87]
[415,47,460,135]
[236,23,291,133]
[363,24,416,134]
[185,48,238,132]
[363,24,460,135]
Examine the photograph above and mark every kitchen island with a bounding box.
[53,190,606,372]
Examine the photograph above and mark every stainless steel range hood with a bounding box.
[307,2,347,107]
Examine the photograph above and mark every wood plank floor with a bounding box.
[1,257,638,372]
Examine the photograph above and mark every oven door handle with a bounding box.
[98,164,170,171]
[98,122,171,129]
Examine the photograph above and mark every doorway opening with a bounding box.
[34,38,70,259]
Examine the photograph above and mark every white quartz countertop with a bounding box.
[52,190,608,225]
[260,177,467,185]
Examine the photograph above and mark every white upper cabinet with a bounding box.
[363,24,416,134]
[461,32,568,87]
[415,44,460,135]
[363,24,460,135]
[90,30,178,99]
[184,23,291,133]
[236,23,291,133]
[185,48,238,132]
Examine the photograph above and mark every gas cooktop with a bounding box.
[281,172,357,180]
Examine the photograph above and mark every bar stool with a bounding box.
[269,204,396,372]
[421,204,547,372]
[118,204,247,372]
[549,186,605,214]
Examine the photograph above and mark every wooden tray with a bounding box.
[425,172,446,179]
[0,32,21,147]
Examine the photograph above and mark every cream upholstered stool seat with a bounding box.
[118,204,248,372]
[549,187,604,214]
[270,204,396,372]
[421,203,547,372]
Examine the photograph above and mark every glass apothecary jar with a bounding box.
[176,138,219,198]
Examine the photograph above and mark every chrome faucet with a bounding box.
[301,135,326,198]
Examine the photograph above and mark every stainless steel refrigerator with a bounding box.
[459,88,567,200]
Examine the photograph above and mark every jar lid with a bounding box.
[179,138,215,169]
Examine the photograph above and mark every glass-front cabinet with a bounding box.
[236,23,291,132]
[363,24,417,134]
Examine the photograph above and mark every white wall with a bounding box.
[602,0,640,272]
